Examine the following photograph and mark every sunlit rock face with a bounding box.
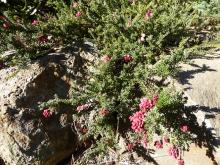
[0,42,97,165]
[175,50,220,164]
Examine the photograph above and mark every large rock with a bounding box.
[174,49,220,164]
[176,50,220,108]
[0,42,97,165]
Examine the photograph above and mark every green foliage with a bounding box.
[1,0,220,66]
[64,1,220,162]
[1,0,220,163]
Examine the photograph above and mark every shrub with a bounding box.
[66,0,219,163]
[1,0,220,164]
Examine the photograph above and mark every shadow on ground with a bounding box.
[176,64,216,85]
[185,105,220,165]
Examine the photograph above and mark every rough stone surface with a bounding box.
[176,50,220,108]
[148,144,215,165]
[0,42,97,165]
[174,50,220,165]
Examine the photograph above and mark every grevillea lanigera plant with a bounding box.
[0,0,220,66]
[69,63,192,164]
[1,0,220,164]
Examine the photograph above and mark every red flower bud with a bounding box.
[32,20,39,25]
[99,108,110,116]
[180,125,188,133]
[178,159,184,165]
[154,140,163,149]
[2,22,10,29]
[145,10,153,20]
[75,11,81,17]
[42,109,52,118]
[123,54,133,62]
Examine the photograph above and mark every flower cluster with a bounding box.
[42,109,52,118]
[168,146,179,159]
[153,137,170,150]
[99,108,110,116]
[139,95,158,112]
[129,111,145,132]
[145,9,153,20]
[180,125,188,133]
[154,140,163,149]
[178,159,184,165]
[32,19,39,26]
[101,55,112,62]
[76,104,90,112]
[129,95,158,132]
[75,11,81,17]
[123,54,133,62]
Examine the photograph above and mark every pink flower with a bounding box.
[139,95,158,112]
[2,22,10,29]
[32,19,39,25]
[76,104,89,112]
[99,108,110,116]
[123,54,133,62]
[38,35,48,43]
[129,111,145,132]
[145,10,153,20]
[180,125,188,133]
[75,11,81,17]
[178,159,184,165]
[42,109,52,118]
[127,143,134,151]
[154,140,163,149]
[139,97,151,112]
[168,146,179,159]
[101,55,112,62]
